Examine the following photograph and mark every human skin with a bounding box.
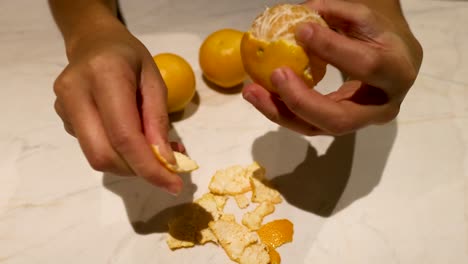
[49,0,422,194]
[243,0,423,136]
[49,0,183,195]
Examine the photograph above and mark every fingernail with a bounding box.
[165,183,182,197]
[271,68,288,88]
[296,23,314,43]
[243,91,256,104]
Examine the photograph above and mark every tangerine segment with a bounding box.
[199,29,246,88]
[256,219,294,249]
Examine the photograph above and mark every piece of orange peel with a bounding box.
[151,145,199,173]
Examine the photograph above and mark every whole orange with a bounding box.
[241,4,328,93]
[199,29,247,88]
[153,53,196,113]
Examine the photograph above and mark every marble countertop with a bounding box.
[1,0,467,263]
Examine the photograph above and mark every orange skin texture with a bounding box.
[199,29,246,88]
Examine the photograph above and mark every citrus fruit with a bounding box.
[153,53,196,113]
[241,4,328,93]
[256,219,294,249]
[199,29,247,88]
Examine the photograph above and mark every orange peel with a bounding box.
[241,4,328,93]
[257,219,294,249]
[151,145,198,173]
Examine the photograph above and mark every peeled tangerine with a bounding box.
[241,4,328,93]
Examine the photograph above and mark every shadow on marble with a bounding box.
[103,172,197,234]
[102,127,198,235]
[251,122,397,217]
[168,92,201,122]
[201,75,244,95]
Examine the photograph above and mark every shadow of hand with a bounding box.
[103,173,197,234]
[270,133,356,217]
[252,122,397,217]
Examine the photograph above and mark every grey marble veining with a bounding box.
[0,0,467,263]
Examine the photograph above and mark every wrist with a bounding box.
[63,5,126,59]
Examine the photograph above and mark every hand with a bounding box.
[53,24,183,195]
[242,0,423,136]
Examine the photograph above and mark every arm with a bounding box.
[243,0,423,135]
[49,0,120,58]
[48,0,184,194]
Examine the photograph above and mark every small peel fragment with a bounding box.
[195,192,227,221]
[166,235,196,250]
[245,161,266,180]
[250,177,283,204]
[242,202,275,231]
[239,242,270,264]
[234,193,250,209]
[246,161,283,204]
[209,165,251,195]
[152,145,199,173]
[209,217,259,261]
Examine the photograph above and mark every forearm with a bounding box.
[48,0,124,56]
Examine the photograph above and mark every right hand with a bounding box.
[53,23,184,195]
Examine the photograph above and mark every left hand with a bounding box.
[242,0,423,136]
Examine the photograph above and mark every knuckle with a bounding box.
[284,93,305,114]
[53,100,61,115]
[109,130,134,153]
[63,124,75,137]
[317,35,336,57]
[401,63,419,88]
[263,109,281,123]
[380,106,400,124]
[88,52,126,73]
[362,50,382,77]
[53,71,76,97]
[87,151,114,172]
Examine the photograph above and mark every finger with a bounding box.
[297,2,393,89]
[91,70,183,194]
[272,67,390,135]
[55,75,133,176]
[304,0,378,32]
[242,83,323,136]
[139,58,177,164]
[54,100,76,136]
[170,141,186,153]
[296,21,391,90]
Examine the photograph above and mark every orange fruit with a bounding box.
[241,4,328,93]
[256,219,294,249]
[153,53,196,113]
[199,29,247,88]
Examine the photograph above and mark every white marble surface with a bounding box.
[1,0,467,263]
